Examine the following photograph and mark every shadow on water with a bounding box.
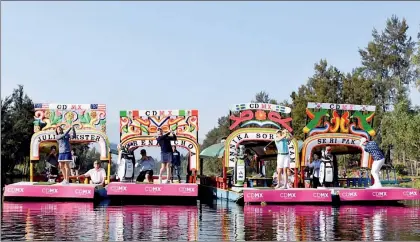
[1,199,420,241]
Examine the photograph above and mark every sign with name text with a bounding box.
[231,103,291,113]
[225,130,298,168]
[307,102,376,112]
[302,134,369,167]
[122,137,198,170]
[30,130,109,161]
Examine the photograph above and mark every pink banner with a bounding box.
[337,188,420,201]
[243,189,332,203]
[3,183,96,199]
[106,183,198,196]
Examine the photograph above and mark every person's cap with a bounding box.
[140,149,146,155]
[276,129,282,134]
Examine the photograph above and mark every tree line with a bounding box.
[201,15,420,177]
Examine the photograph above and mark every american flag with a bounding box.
[90,104,106,110]
[34,103,49,109]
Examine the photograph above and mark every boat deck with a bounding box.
[106,182,198,197]
[242,187,419,204]
[3,182,99,200]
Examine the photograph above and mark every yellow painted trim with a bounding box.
[121,136,200,172]
[30,130,111,161]
[107,161,111,184]
[301,133,367,167]
[223,128,299,167]
[30,162,34,182]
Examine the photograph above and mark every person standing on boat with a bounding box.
[308,153,322,188]
[359,137,385,188]
[78,160,107,186]
[156,128,177,184]
[273,129,293,189]
[171,145,182,183]
[55,125,76,185]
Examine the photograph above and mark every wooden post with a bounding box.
[29,161,34,182]
[107,152,111,185]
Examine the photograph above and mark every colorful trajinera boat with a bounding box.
[200,102,420,205]
[3,103,111,201]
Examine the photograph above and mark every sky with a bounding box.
[2,1,420,148]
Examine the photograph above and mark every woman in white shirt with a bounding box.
[78,160,107,186]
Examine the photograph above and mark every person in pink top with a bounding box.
[77,160,107,186]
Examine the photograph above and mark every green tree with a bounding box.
[1,85,34,174]
[382,100,420,175]
[359,15,417,110]
[414,26,420,91]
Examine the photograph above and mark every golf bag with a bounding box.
[319,156,334,185]
[45,163,59,182]
[117,150,135,182]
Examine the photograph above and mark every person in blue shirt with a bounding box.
[55,125,76,185]
[156,128,177,184]
[360,137,385,188]
[171,145,182,183]
[271,129,293,189]
[308,153,322,188]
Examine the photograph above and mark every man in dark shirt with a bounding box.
[156,128,177,184]
[171,145,182,183]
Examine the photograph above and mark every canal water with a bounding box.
[2,200,420,241]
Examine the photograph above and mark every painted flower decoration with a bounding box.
[101,125,106,133]
[255,110,267,121]
[91,111,97,119]
[45,110,51,118]
[66,112,74,121]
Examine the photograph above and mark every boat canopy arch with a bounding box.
[223,127,300,168]
[30,103,110,161]
[224,102,298,168]
[300,133,370,167]
[301,102,377,168]
[119,109,200,172]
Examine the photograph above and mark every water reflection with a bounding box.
[2,201,420,241]
[244,205,420,241]
[106,205,198,241]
